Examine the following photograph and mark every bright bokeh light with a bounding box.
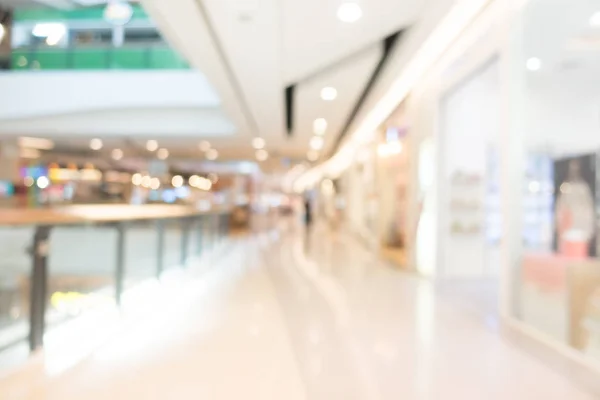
[199,141,211,152]
[131,173,142,186]
[157,148,169,160]
[310,136,324,150]
[32,23,66,38]
[90,138,103,151]
[150,177,161,190]
[320,86,338,101]
[526,57,541,71]
[208,173,219,184]
[24,176,34,187]
[37,176,50,189]
[206,149,219,161]
[111,149,123,160]
[307,150,319,162]
[146,140,158,152]
[141,175,151,188]
[171,175,184,188]
[104,1,134,25]
[313,118,328,135]
[590,11,600,26]
[252,137,266,149]
[337,2,362,23]
[256,149,269,161]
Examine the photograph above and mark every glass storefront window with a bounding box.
[513,0,600,360]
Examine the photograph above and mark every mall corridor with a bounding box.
[0,223,596,400]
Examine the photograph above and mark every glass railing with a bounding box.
[11,46,189,71]
[0,206,229,356]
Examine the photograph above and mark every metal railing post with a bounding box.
[156,220,165,278]
[180,218,190,267]
[115,222,126,306]
[29,225,51,352]
[196,217,203,256]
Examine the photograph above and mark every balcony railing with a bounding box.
[11,45,189,71]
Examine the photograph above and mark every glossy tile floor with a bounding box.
[0,221,598,399]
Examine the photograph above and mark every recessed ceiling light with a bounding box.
[526,57,542,71]
[146,140,158,152]
[90,138,103,150]
[307,150,320,162]
[206,149,219,161]
[313,118,328,135]
[157,148,169,160]
[310,136,324,150]
[111,148,123,160]
[199,141,211,152]
[252,137,266,149]
[320,86,338,101]
[590,11,600,26]
[337,2,362,23]
[256,149,269,161]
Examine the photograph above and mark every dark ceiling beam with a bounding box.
[328,30,403,155]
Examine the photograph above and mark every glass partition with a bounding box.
[0,227,33,350]
[511,0,600,361]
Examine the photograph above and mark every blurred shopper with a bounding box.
[304,196,313,228]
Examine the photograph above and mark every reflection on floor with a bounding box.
[0,221,598,399]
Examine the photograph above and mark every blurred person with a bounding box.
[304,195,313,228]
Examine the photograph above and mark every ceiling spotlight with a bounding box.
[337,2,362,23]
[206,149,219,161]
[590,12,600,26]
[157,148,169,160]
[199,141,211,152]
[313,118,328,135]
[90,138,103,151]
[172,175,184,188]
[320,86,338,101]
[252,137,266,149]
[146,140,158,152]
[310,136,324,150]
[526,57,542,71]
[111,148,124,160]
[256,149,269,161]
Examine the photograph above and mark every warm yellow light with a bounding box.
[150,177,161,190]
[132,173,142,186]
[111,149,123,160]
[157,148,169,160]
[252,137,266,149]
[172,175,184,188]
[256,149,269,161]
[146,140,158,152]
[206,149,218,161]
[90,138,103,150]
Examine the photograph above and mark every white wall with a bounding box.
[0,71,221,119]
[0,107,236,137]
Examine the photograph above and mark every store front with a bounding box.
[508,0,600,362]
